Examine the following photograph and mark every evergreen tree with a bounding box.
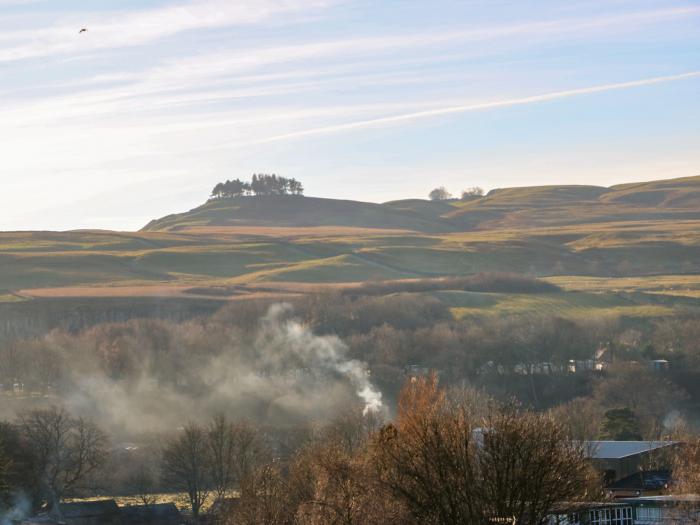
[600,408,643,440]
[209,174,304,198]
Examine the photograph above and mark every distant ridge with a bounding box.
[142,175,700,232]
[3,175,700,296]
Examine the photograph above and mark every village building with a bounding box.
[58,500,121,525]
[18,500,185,525]
[583,441,680,488]
[550,495,700,524]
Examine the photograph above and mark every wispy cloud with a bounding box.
[4,4,699,127]
[249,72,700,144]
[0,0,336,62]
[1,3,697,64]
[2,0,699,229]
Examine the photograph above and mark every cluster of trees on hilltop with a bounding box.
[428,186,484,201]
[211,174,304,198]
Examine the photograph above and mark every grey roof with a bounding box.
[583,440,678,459]
[619,494,700,505]
[59,499,120,518]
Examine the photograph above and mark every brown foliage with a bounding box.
[371,375,598,525]
[669,436,700,523]
[231,463,294,525]
[230,410,409,525]
[296,444,408,525]
[592,363,687,438]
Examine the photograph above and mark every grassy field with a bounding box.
[447,291,682,321]
[68,493,194,513]
[2,175,700,321]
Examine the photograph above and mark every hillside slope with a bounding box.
[2,176,700,300]
[445,176,700,229]
[143,176,700,233]
[142,195,455,233]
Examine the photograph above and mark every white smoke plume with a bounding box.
[259,303,384,416]
[0,492,32,525]
[54,303,386,436]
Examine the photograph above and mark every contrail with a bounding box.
[255,71,700,144]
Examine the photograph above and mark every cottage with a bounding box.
[56,500,121,525]
[550,495,700,524]
[605,470,671,498]
[120,503,184,525]
[583,441,680,485]
[649,359,670,372]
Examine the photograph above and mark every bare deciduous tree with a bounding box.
[321,409,382,454]
[0,432,11,504]
[372,375,598,525]
[373,375,483,524]
[207,415,237,503]
[479,408,599,525]
[233,463,292,525]
[550,397,604,441]
[162,424,210,520]
[207,415,266,502]
[461,187,484,199]
[231,420,267,496]
[127,462,159,506]
[670,436,700,523]
[298,444,408,525]
[18,407,107,512]
[428,187,452,201]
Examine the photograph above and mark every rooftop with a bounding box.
[583,441,679,459]
[59,499,120,518]
[607,470,671,491]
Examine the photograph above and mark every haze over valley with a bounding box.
[3,1,700,523]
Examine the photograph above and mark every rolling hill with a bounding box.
[2,175,700,330]
[142,195,453,233]
[142,176,700,233]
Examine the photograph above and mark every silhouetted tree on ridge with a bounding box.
[210,174,304,199]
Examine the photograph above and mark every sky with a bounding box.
[1,0,699,231]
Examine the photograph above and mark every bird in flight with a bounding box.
[79,28,88,33]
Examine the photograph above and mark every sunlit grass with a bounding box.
[68,493,194,512]
[0,293,26,303]
[2,180,700,293]
[449,291,678,320]
[545,274,700,293]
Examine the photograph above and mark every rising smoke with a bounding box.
[258,304,384,416]
[19,304,386,437]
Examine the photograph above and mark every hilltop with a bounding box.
[142,195,452,233]
[142,175,700,233]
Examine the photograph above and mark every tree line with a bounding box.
[5,378,700,524]
[211,174,304,199]
[429,186,484,201]
[0,379,601,524]
[3,298,700,521]
[1,291,697,442]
